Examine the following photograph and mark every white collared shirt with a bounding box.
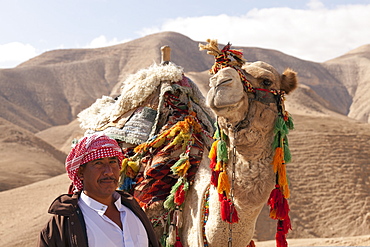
[78,191,148,247]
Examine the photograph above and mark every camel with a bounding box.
[77,42,297,247]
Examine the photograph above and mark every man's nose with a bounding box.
[103,163,114,175]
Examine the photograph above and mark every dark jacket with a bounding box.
[38,190,160,247]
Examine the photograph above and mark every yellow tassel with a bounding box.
[134,143,147,153]
[208,140,219,159]
[152,135,167,148]
[128,160,140,173]
[215,161,223,171]
[120,159,129,173]
[272,147,284,173]
[175,159,191,177]
[217,171,230,195]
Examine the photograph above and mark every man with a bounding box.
[38,134,160,247]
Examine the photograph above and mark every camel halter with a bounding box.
[200,40,293,247]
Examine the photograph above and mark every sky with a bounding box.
[1,0,370,68]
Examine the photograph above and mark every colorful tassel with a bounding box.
[276,220,288,247]
[220,197,239,223]
[217,139,228,162]
[220,197,230,222]
[217,171,230,195]
[210,170,220,187]
[272,147,284,173]
[174,184,186,206]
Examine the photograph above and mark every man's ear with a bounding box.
[77,166,84,180]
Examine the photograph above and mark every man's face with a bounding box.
[78,156,120,202]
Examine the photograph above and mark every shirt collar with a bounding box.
[80,191,122,216]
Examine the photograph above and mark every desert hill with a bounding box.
[323,44,370,122]
[0,117,66,191]
[1,31,368,135]
[0,31,370,245]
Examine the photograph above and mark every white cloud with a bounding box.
[0,42,38,68]
[85,35,130,48]
[139,2,370,62]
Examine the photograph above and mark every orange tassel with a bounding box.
[278,164,288,187]
[282,184,290,199]
[272,147,284,173]
[208,140,219,159]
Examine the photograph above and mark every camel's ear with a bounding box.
[281,68,298,94]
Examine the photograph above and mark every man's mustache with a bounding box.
[99,177,118,182]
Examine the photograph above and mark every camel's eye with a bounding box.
[262,79,272,87]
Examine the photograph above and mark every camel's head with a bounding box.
[207,61,297,124]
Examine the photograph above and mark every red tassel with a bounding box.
[282,215,292,234]
[276,220,288,247]
[268,185,284,219]
[211,170,220,187]
[220,197,230,221]
[218,193,224,202]
[230,203,239,223]
[220,197,239,223]
[174,229,183,247]
[276,197,290,220]
[247,240,256,247]
[174,237,183,247]
[209,157,217,169]
[174,184,186,205]
[268,185,284,209]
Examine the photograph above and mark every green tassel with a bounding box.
[274,117,289,137]
[217,140,228,162]
[183,180,189,191]
[171,157,188,174]
[285,115,294,130]
[272,134,280,150]
[170,179,184,194]
[284,138,291,163]
[213,122,221,139]
[164,194,175,210]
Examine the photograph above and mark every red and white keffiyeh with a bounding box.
[65,133,124,191]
